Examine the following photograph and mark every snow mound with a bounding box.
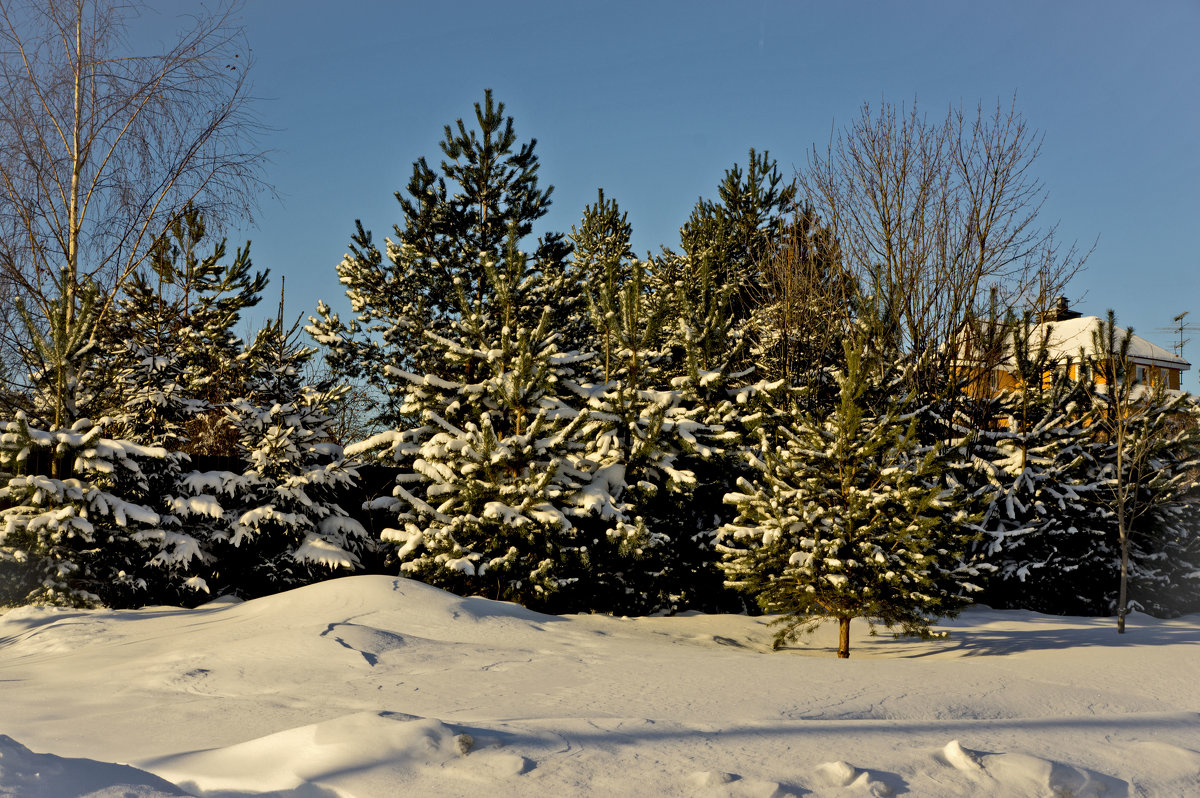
[930,740,1126,797]
[222,575,559,641]
[141,711,533,796]
[940,739,981,772]
[0,735,184,798]
[815,760,896,795]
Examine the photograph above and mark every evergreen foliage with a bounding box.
[311,93,592,610]
[569,192,722,612]
[321,96,734,613]
[0,411,169,607]
[348,235,596,610]
[309,90,571,428]
[1084,314,1200,621]
[179,314,369,600]
[0,281,180,607]
[103,208,268,455]
[85,211,276,603]
[633,153,804,612]
[679,148,796,326]
[718,334,982,657]
[106,348,213,604]
[1101,392,1200,617]
[970,317,1106,614]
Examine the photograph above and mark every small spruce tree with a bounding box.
[185,311,369,599]
[1,285,166,607]
[718,334,981,657]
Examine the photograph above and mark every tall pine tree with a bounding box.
[311,90,572,428]
[316,93,675,611]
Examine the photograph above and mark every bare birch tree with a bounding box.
[0,0,266,420]
[799,98,1087,396]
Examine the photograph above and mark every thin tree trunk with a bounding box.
[838,617,851,658]
[1117,517,1129,634]
[66,4,83,328]
[1116,420,1128,634]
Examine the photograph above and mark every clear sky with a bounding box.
[153,0,1199,389]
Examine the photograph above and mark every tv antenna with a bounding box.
[1155,311,1199,360]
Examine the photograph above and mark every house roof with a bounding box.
[1034,316,1190,371]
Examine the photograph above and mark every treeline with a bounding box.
[0,209,373,606]
[2,91,1198,654]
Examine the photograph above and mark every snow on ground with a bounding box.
[1,575,1198,797]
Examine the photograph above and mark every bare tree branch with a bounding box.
[799,97,1089,384]
[0,0,268,411]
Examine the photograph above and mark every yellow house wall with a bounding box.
[981,362,1184,398]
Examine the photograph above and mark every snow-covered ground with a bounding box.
[1,575,1198,797]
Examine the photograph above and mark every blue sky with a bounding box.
[163,1,1198,388]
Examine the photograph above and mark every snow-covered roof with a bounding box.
[1033,316,1190,371]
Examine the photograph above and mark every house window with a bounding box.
[1135,365,1147,384]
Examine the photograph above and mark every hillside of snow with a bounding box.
[1,575,1198,797]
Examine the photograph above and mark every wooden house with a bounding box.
[961,298,1191,400]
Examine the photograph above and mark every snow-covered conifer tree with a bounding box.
[348,231,600,609]
[718,334,981,657]
[105,347,213,601]
[1084,316,1200,624]
[314,94,679,612]
[0,413,169,607]
[643,242,756,610]
[638,153,799,603]
[565,191,719,612]
[1122,394,1200,617]
[184,313,368,599]
[1,286,166,606]
[89,211,270,602]
[969,318,1106,614]
[104,209,269,456]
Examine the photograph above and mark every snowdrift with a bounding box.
[2,575,1198,797]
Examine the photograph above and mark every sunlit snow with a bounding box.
[1,575,1198,797]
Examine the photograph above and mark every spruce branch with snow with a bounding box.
[0,412,167,606]
[962,314,1109,615]
[185,315,369,599]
